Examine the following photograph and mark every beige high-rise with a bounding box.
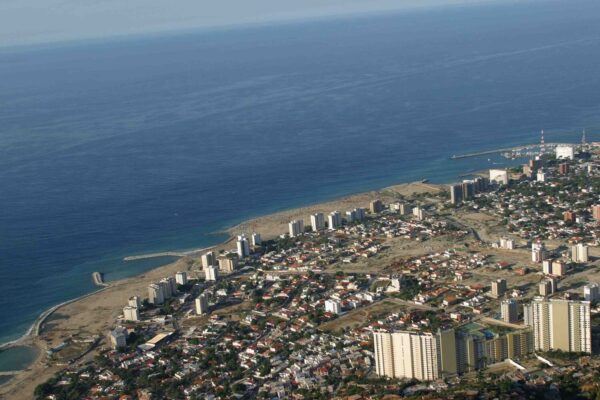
[373,331,439,381]
[524,298,591,353]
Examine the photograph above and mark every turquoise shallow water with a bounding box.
[0,0,600,372]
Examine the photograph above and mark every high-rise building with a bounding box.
[251,233,262,246]
[559,163,570,174]
[354,207,366,221]
[564,211,576,223]
[218,255,238,273]
[536,171,545,182]
[148,283,164,305]
[159,278,175,299]
[158,280,170,300]
[592,205,600,221]
[375,328,533,380]
[450,184,462,205]
[491,279,507,298]
[310,213,325,231]
[473,177,488,193]
[123,305,139,321]
[523,298,591,353]
[391,203,408,215]
[571,243,589,263]
[345,210,356,224]
[373,331,440,381]
[110,327,128,350]
[542,260,552,275]
[370,199,384,214]
[539,279,554,296]
[461,181,474,200]
[328,211,342,230]
[531,242,545,263]
[236,234,250,258]
[167,276,177,295]
[551,261,566,276]
[201,251,215,268]
[175,271,188,286]
[499,237,514,250]
[217,255,237,274]
[501,299,518,323]
[128,296,141,309]
[412,207,425,221]
[584,283,599,302]
[195,293,209,315]
[288,219,304,237]
[204,265,218,281]
[325,299,341,315]
[375,328,534,380]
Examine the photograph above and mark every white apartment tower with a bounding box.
[236,234,250,258]
[201,251,216,268]
[584,283,599,302]
[175,271,188,286]
[128,296,141,309]
[531,242,545,263]
[345,210,356,223]
[310,213,325,231]
[123,305,139,321]
[328,211,342,230]
[195,293,209,315]
[501,299,518,323]
[572,243,589,263]
[391,203,408,215]
[412,207,425,221]
[288,219,304,237]
[251,233,262,246]
[204,265,218,281]
[537,171,545,182]
[110,327,128,350]
[148,283,164,305]
[325,299,341,315]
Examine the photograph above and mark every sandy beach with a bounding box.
[0,181,441,400]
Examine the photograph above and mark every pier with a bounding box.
[123,246,215,262]
[450,142,564,160]
[0,370,24,377]
[123,251,188,261]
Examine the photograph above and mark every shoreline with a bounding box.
[0,178,478,399]
[0,181,439,341]
[0,287,109,352]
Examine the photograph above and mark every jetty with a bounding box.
[123,246,215,262]
[92,272,108,287]
[450,142,564,160]
[123,251,188,261]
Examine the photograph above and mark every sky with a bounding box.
[0,0,500,48]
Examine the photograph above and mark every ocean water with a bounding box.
[1,0,600,356]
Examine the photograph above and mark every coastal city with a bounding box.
[17,139,600,399]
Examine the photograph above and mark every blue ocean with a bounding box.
[1,0,600,355]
